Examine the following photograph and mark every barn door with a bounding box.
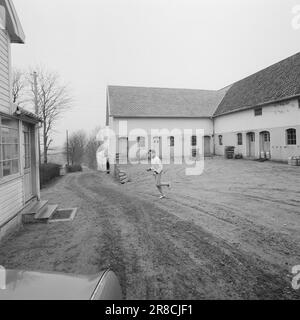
[153,136,162,159]
[168,136,174,162]
[260,131,270,153]
[118,137,128,163]
[247,132,255,157]
[204,136,211,156]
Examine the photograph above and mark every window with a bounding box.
[137,136,145,148]
[169,136,174,147]
[218,135,223,146]
[23,125,31,169]
[263,132,270,142]
[153,136,160,144]
[191,135,197,146]
[237,133,243,145]
[0,117,20,179]
[192,148,197,158]
[254,107,262,116]
[249,133,255,142]
[286,128,296,145]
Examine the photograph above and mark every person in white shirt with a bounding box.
[147,149,170,199]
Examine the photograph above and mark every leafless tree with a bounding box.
[84,127,102,169]
[28,67,72,163]
[12,69,27,105]
[65,130,87,166]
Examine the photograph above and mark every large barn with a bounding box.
[106,52,300,163]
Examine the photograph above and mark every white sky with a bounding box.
[12,0,300,147]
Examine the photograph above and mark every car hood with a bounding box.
[0,269,106,300]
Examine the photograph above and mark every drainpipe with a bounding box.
[212,117,216,156]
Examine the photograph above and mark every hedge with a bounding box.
[66,164,82,173]
[40,163,61,187]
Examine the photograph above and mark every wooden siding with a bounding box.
[0,176,24,226]
[0,29,10,114]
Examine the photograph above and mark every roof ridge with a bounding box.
[107,84,221,93]
[225,51,300,88]
[214,51,300,116]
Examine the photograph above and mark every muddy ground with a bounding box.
[0,158,299,299]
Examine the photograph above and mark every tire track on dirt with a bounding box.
[148,191,300,267]
[78,172,298,299]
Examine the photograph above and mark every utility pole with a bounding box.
[33,71,41,165]
[66,130,70,166]
[33,72,38,114]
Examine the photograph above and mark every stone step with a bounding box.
[34,205,58,221]
[23,200,48,215]
[20,198,37,214]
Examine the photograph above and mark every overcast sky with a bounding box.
[12,0,300,147]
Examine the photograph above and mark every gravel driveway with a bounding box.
[0,158,299,299]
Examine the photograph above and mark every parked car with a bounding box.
[0,269,122,300]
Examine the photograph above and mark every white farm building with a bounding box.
[106,52,300,163]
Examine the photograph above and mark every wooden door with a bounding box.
[168,136,174,161]
[260,131,270,153]
[153,136,162,159]
[247,132,255,157]
[23,124,33,202]
[204,136,211,156]
[118,137,128,163]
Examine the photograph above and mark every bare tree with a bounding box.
[84,127,102,169]
[12,69,27,105]
[28,67,72,163]
[65,130,87,166]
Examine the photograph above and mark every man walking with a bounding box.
[147,149,170,199]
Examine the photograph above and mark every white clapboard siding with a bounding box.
[0,29,9,114]
[0,177,24,225]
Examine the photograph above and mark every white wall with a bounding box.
[214,99,300,133]
[112,117,213,134]
[111,117,213,160]
[214,99,300,161]
[0,20,24,234]
[0,176,23,226]
[0,29,10,114]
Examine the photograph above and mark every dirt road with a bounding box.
[0,158,299,299]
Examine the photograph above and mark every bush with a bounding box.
[66,164,82,173]
[40,163,61,187]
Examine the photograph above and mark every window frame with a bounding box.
[191,148,197,158]
[168,136,175,147]
[286,128,297,145]
[218,135,223,146]
[191,135,197,147]
[237,133,243,145]
[23,125,31,170]
[0,115,21,182]
[254,107,262,116]
[137,136,146,148]
[263,132,270,142]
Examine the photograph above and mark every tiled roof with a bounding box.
[214,52,300,116]
[108,52,300,119]
[108,85,228,118]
